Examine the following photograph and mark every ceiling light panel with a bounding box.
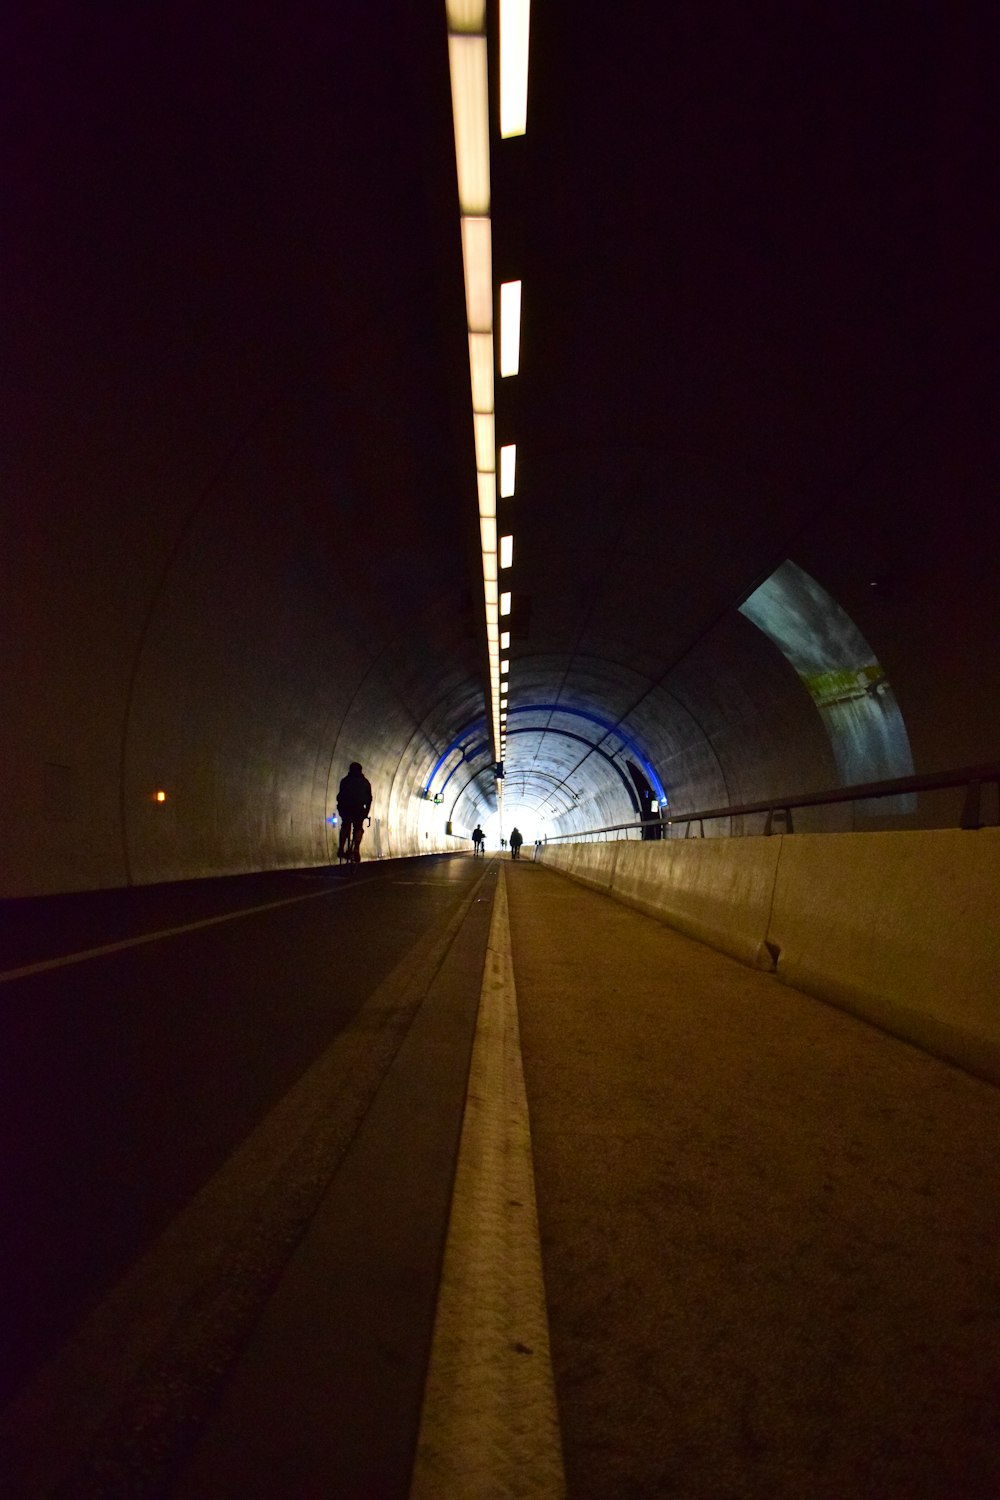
[499,0,531,138]
[448,35,490,215]
[499,534,513,569]
[499,280,522,376]
[468,332,495,411]
[447,0,486,31]
[474,412,495,472]
[477,470,496,517]
[461,215,493,332]
[499,443,516,497]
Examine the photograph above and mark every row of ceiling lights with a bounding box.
[445,0,530,807]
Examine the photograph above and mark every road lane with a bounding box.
[0,855,480,1411]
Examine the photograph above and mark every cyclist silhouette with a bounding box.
[337,761,373,862]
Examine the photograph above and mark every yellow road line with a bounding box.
[410,864,565,1498]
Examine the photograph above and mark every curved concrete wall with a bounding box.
[537,831,1000,1084]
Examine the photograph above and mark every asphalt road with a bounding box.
[0,853,490,1491]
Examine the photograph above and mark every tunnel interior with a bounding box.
[3,3,995,898]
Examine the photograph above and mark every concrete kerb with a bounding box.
[536,829,1000,1087]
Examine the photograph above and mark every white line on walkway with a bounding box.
[0,886,348,986]
[410,865,566,1500]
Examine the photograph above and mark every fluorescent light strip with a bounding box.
[499,0,531,138]
[461,215,493,332]
[499,280,521,376]
[468,332,494,411]
[448,35,490,215]
[499,443,516,497]
[477,470,496,518]
[446,0,486,33]
[500,631,510,649]
[474,412,495,473]
[447,8,524,771]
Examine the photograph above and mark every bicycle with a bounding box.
[338,815,370,869]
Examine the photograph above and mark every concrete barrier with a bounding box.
[610,839,780,969]
[538,838,619,893]
[768,829,1000,1084]
[537,830,1000,1085]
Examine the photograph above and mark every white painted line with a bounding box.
[0,886,348,986]
[410,865,565,1499]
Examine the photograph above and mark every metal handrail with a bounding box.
[540,761,1000,842]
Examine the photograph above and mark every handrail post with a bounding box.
[961,779,982,830]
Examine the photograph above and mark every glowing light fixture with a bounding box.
[446,0,486,31]
[447,1,529,768]
[154,789,167,803]
[468,332,495,411]
[499,443,516,497]
[474,412,495,472]
[499,0,531,138]
[499,280,522,376]
[501,630,510,649]
[448,35,490,215]
[461,215,493,331]
[477,470,496,518]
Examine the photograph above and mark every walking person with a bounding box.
[337,761,373,862]
[472,824,485,857]
[509,826,523,860]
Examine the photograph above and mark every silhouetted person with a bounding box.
[500,836,506,850]
[509,826,523,859]
[472,824,485,857]
[337,761,372,861]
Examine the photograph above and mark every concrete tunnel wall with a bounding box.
[4,422,486,897]
[5,7,997,899]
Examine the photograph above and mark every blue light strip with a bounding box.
[423,704,666,804]
[512,704,668,803]
[424,719,487,796]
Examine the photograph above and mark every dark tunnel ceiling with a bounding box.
[8,2,986,843]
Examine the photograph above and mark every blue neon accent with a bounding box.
[505,705,667,802]
[421,705,666,805]
[424,719,487,794]
[438,739,491,797]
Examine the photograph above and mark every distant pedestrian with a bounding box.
[509,826,523,860]
[500,837,507,850]
[472,824,485,857]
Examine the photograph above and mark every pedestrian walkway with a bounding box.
[505,859,1000,1500]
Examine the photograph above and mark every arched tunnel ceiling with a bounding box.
[4,3,993,890]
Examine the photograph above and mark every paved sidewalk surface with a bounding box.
[506,860,1000,1500]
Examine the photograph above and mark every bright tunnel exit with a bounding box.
[481,803,547,850]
